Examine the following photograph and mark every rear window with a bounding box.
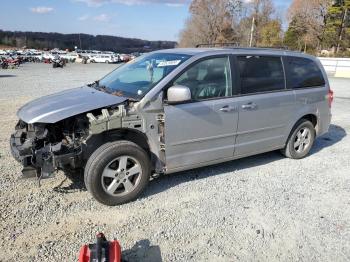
[237,56,285,94]
[285,57,325,89]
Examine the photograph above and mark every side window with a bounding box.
[237,56,285,94]
[285,57,325,89]
[174,57,232,100]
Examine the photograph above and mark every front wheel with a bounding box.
[84,141,151,206]
[281,119,315,159]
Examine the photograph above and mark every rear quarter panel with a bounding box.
[282,55,331,143]
[292,87,331,137]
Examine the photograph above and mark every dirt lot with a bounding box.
[0,63,349,261]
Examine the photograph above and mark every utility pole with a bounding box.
[336,6,348,53]
[79,33,82,49]
[249,16,255,47]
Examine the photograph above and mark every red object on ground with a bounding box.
[79,244,91,262]
[108,240,122,262]
[328,89,334,107]
[79,233,122,262]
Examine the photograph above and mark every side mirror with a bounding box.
[167,85,191,104]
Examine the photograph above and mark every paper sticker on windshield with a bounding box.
[157,60,181,67]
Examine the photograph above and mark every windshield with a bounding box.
[97,53,191,99]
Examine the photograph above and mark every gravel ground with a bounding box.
[0,63,349,262]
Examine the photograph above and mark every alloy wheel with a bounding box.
[294,127,312,153]
[101,156,142,196]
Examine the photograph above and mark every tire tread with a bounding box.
[84,140,151,206]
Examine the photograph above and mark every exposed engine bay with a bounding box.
[11,114,90,179]
[10,102,146,180]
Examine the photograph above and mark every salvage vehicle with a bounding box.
[10,48,333,206]
[89,54,118,64]
[1,57,20,69]
[52,55,66,68]
[0,57,8,69]
[75,54,89,64]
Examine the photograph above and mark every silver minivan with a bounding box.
[10,48,333,205]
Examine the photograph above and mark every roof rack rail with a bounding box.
[196,42,240,48]
[254,46,290,50]
[196,43,290,51]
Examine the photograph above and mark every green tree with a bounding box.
[284,0,331,53]
[236,0,281,47]
[284,15,308,51]
[259,19,283,47]
[178,0,243,47]
[324,0,350,52]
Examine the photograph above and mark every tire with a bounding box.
[105,60,110,64]
[281,119,316,159]
[84,141,151,206]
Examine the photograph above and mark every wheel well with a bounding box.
[102,128,150,154]
[84,128,152,164]
[301,114,317,127]
[286,114,318,143]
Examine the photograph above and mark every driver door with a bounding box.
[163,56,239,171]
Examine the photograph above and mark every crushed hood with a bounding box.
[17,86,128,124]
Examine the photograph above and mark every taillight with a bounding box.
[328,89,334,107]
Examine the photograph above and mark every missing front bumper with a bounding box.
[10,133,82,180]
[10,133,43,178]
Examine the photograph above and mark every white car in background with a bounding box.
[62,53,79,61]
[89,54,118,64]
[42,52,55,60]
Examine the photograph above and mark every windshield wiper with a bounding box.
[88,80,99,88]
[89,81,111,93]
[95,85,126,98]
[92,81,139,101]
[96,85,111,93]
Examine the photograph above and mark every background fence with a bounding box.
[318,57,350,78]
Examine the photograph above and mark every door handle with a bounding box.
[241,102,257,110]
[220,105,237,113]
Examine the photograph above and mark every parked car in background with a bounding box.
[119,54,132,62]
[75,54,89,64]
[42,52,55,61]
[89,54,118,64]
[87,54,97,62]
[62,52,79,62]
[1,56,20,69]
[52,55,66,68]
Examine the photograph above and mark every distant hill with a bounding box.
[0,30,177,53]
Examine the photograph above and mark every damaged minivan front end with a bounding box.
[11,116,88,178]
[10,86,131,179]
[10,51,192,205]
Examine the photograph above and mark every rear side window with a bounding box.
[237,56,285,94]
[285,57,325,89]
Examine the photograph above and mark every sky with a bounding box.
[0,0,292,41]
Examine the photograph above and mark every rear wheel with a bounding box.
[281,119,315,159]
[84,141,151,206]
[105,60,110,64]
